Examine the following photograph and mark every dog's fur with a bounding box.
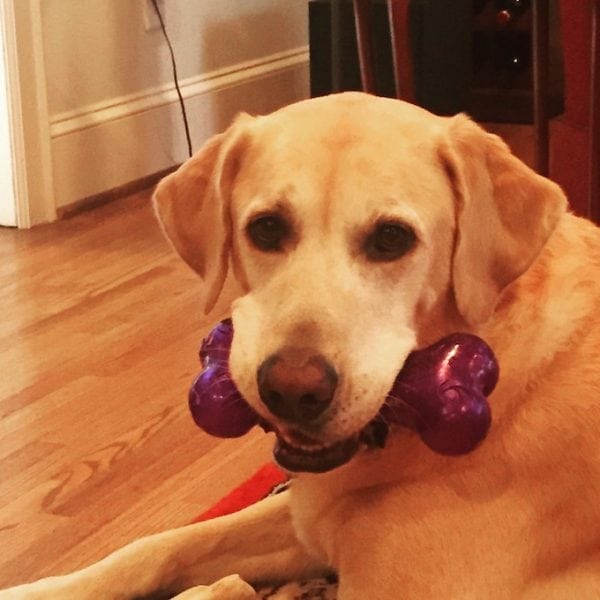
[2,93,600,599]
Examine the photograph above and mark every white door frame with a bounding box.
[0,6,16,227]
[0,0,55,228]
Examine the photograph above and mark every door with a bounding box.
[0,0,56,228]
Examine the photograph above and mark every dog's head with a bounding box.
[154,93,566,472]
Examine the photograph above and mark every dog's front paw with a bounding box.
[171,574,256,599]
[0,578,78,600]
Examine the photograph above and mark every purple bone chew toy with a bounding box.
[189,320,258,438]
[382,333,498,455]
[188,320,499,456]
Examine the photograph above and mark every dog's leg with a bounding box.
[523,560,600,600]
[0,491,325,600]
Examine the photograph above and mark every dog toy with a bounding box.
[188,320,499,456]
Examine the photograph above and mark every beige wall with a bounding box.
[40,0,310,209]
[41,0,308,115]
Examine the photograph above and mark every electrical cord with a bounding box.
[150,0,193,158]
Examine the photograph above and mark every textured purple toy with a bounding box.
[383,333,498,455]
[188,320,499,462]
[189,320,259,438]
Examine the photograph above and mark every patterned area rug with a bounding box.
[194,463,338,599]
[257,576,337,599]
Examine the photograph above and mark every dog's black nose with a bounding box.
[257,351,337,424]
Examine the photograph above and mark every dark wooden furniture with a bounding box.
[550,0,599,221]
[333,0,599,222]
[353,0,415,102]
[588,0,599,223]
[309,0,470,115]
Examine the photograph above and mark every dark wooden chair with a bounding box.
[346,0,599,223]
[586,0,599,223]
[353,0,415,103]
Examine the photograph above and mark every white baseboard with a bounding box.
[50,47,310,210]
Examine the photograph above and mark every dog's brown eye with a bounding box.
[247,215,289,251]
[366,222,416,261]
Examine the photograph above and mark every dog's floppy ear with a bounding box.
[440,115,567,326]
[153,114,251,314]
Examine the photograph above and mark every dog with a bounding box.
[2,92,599,599]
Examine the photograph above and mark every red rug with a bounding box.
[193,463,288,523]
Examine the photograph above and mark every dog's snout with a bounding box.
[257,351,337,424]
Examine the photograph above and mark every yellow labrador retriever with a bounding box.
[3,92,600,599]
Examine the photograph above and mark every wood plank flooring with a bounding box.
[0,190,273,588]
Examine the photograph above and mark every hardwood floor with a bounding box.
[0,190,273,588]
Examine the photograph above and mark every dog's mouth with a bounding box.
[265,418,389,474]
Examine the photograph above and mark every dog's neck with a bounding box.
[480,214,599,417]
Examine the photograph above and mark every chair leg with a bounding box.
[387,0,415,102]
[353,0,378,93]
[532,0,550,177]
[330,0,343,92]
[589,0,600,223]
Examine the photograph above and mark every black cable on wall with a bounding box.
[150,0,193,158]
